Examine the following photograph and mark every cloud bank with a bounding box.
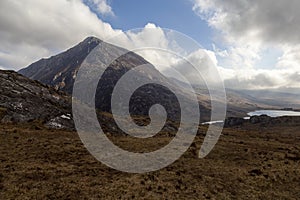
[0,0,119,70]
[193,0,300,89]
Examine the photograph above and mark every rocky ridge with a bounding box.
[0,70,73,129]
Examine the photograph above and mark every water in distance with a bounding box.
[247,110,300,118]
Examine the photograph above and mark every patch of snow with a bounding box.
[53,72,62,81]
[47,121,63,128]
[61,114,71,120]
[52,95,60,100]
[72,71,77,79]
[201,120,224,125]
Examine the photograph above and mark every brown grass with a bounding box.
[0,122,299,199]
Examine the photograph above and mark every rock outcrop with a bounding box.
[0,70,73,129]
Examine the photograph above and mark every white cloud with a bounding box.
[108,23,184,70]
[277,45,300,70]
[193,0,300,46]
[0,0,120,70]
[218,67,300,89]
[193,0,300,88]
[87,0,114,16]
[110,24,168,55]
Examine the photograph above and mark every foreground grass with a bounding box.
[0,122,299,199]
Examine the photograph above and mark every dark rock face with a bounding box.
[0,70,73,129]
[94,64,182,121]
[19,37,210,122]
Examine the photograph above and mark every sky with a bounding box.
[0,0,300,90]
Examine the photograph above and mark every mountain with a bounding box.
[19,37,209,121]
[0,70,73,129]
[19,37,102,93]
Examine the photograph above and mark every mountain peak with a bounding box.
[18,36,105,91]
[82,36,102,44]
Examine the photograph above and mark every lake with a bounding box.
[202,110,300,125]
[247,110,300,118]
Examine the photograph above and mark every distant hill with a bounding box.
[169,76,300,116]
[234,89,300,109]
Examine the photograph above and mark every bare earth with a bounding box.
[0,122,299,199]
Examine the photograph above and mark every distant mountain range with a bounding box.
[169,73,300,115]
[231,89,300,109]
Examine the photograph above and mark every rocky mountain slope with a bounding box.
[19,37,210,121]
[19,37,101,93]
[0,70,73,129]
